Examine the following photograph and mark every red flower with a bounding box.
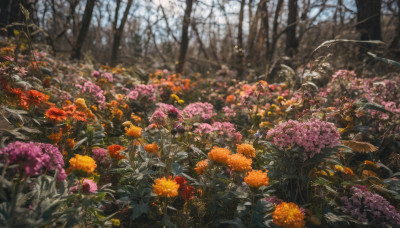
[174,176,187,190]
[45,107,68,121]
[63,104,77,115]
[108,145,126,160]
[73,111,87,122]
[27,90,49,105]
[180,185,195,201]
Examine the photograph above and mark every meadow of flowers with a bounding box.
[1,41,400,228]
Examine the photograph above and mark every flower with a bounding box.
[73,111,87,122]
[153,177,179,197]
[195,159,208,175]
[45,107,68,121]
[226,94,235,104]
[149,110,167,126]
[266,119,340,160]
[27,90,49,105]
[144,142,159,154]
[70,178,98,193]
[183,102,215,120]
[227,154,252,172]
[111,218,120,227]
[180,185,195,201]
[66,138,75,149]
[92,148,108,163]
[69,154,97,175]
[174,176,187,189]
[208,147,231,164]
[272,202,306,228]
[178,99,184,105]
[244,170,269,187]
[237,143,255,158]
[125,125,142,138]
[108,145,126,160]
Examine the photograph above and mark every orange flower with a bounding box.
[45,107,68,121]
[273,202,305,228]
[365,160,379,169]
[344,167,354,175]
[48,130,63,144]
[112,108,123,120]
[63,104,77,115]
[125,125,142,138]
[195,159,208,175]
[131,113,142,122]
[153,177,179,197]
[226,95,235,104]
[362,170,378,178]
[208,147,231,164]
[27,90,49,105]
[108,145,126,160]
[227,154,252,172]
[66,138,75,149]
[73,111,87,122]
[244,170,269,187]
[69,154,97,175]
[237,143,255,158]
[144,142,159,154]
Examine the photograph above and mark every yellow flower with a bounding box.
[277,96,284,101]
[236,143,255,158]
[178,99,184,105]
[75,98,87,110]
[153,177,179,197]
[69,154,97,175]
[244,170,269,188]
[195,159,208,175]
[144,142,159,154]
[170,94,180,101]
[227,154,252,172]
[125,125,142,138]
[111,218,120,227]
[208,147,231,164]
[273,202,305,228]
[334,165,344,172]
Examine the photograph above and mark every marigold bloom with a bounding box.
[63,104,77,115]
[227,154,252,172]
[125,125,142,138]
[237,143,255,158]
[73,111,87,122]
[244,170,269,187]
[226,94,235,104]
[45,107,68,121]
[344,167,354,175]
[131,113,142,122]
[66,138,75,149]
[153,177,179,197]
[69,154,97,175]
[144,142,159,154]
[195,159,208,175]
[48,130,63,143]
[27,90,49,105]
[272,202,306,228]
[108,145,126,160]
[365,160,378,168]
[208,147,231,164]
[75,98,88,110]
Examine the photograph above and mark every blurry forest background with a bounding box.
[0,0,399,80]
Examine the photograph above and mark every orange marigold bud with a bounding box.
[208,147,231,164]
[236,143,255,158]
[69,154,97,175]
[272,202,305,228]
[153,177,179,197]
[244,170,269,187]
[227,154,252,172]
[144,142,159,154]
[194,159,208,175]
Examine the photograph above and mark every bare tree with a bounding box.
[285,0,298,57]
[355,0,382,41]
[71,0,96,60]
[175,0,194,74]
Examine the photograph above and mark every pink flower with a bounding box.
[69,179,98,194]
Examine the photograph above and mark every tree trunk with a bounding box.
[268,0,284,61]
[388,0,399,51]
[70,0,96,60]
[261,1,269,60]
[111,0,133,66]
[355,0,382,41]
[175,0,194,74]
[236,0,246,79]
[285,0,298,58]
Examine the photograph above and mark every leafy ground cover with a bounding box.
[0,39,400,227]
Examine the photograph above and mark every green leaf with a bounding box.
[171,163,183,175]
[73,137,87,150]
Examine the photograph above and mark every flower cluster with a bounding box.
[194,159,208,175]
[0,141,66,180]
[341,186,400,225]
[45,107,68,122]
[183,102,215,120]
[272,202,306,228]
[70,178,98,193]
[237,143,255,158]
[125,125,142,138]
[208,147,231,164]
[92,148,108,163]
[144,142,159,154]
[150,103,183,126]
[244,170,269,188]
[194,122,242,142]
[153,177,180,197]
[266,119,340,160]
[76,80,106,108]
[69,154,97,175]
[222,106,236,117]
[174,176,195,201]
[227,153,252,172]
[108,145,126,160]
[127,85,157,102]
